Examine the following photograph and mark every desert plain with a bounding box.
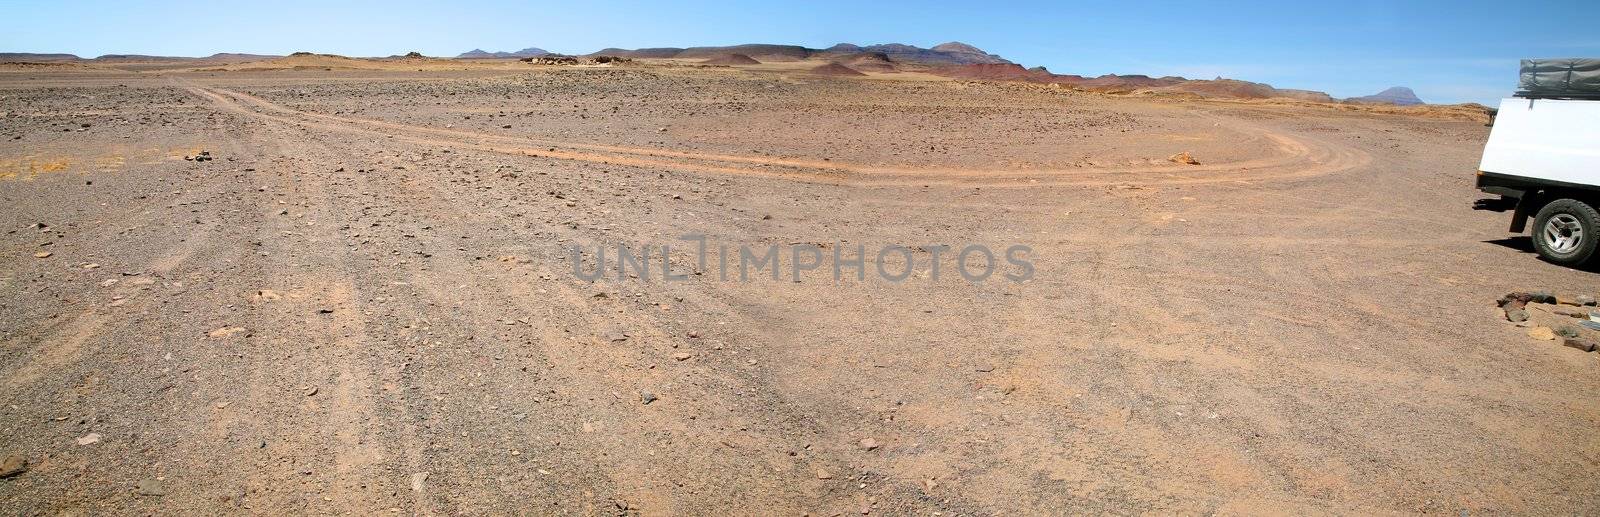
[0,55,1597,515]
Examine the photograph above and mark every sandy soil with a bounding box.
[1,66,1597,515]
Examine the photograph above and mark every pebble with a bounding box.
[1168,151,1200,165]
[208,326,247,338]
[33,252,51,258]
[76,433,101,445]
[136,478,166,496]
[859,438,880,451]
[0,455,27,478]
[815,468,833,480]
[640,391,657,405]
[672,352,693,361]
[411,472,429,492]
[975,363,995,372]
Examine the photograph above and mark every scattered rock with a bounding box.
[1528,327,1556,340]
[33,252,51,258]
[76,433,101,445]
[1168,151,1200,165]
[606,331,628,342]
[136,478,166,496]
[975,363,996,372]
[1577,295,1598,307]
[411,472,429,492]
[1557,326,1582,339]
[207,326,247,338]
[672,352,693,361]
[1552,307,1589,318]
[815,468,833,479]
[1505,309,1529,323]
[1562,338,1597,352]
[0,455,27,478]
[859,438,880,451]
[640,390,657,405]
[1498,292,1536,311]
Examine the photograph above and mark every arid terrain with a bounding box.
[1,60,1597,515]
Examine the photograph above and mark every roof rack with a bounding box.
[1518,58,1600,99]
[1513,91,1600,100]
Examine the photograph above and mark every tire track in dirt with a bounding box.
[207,91,960,511]
[160,117,443,513]
[183,77,1380,512]
[2,199,219,390]
[339,146,851,513]
[185,84,1367,187]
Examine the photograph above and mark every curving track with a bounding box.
[185,83,1369,187]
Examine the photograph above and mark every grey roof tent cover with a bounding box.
[1518,58,1600,97]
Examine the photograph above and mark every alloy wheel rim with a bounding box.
[1543,214,1584,254]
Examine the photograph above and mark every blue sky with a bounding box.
[3,0,1597,104]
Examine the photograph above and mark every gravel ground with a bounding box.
[1,67,1596,514]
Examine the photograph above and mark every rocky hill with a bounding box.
[1347,86,1424,105]
[0,52,82,62]
[928,64,1338,102]
[456,47,551,59]
[589,41,1009,66]
[0,52,278,64]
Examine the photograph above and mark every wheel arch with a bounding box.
[1513,189,1600,233]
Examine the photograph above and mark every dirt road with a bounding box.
[1,67,1596,514]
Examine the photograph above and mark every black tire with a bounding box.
[1532,198,1600,267]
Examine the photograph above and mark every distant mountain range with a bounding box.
[455,48,551,59]
[586,41,1010,66]
[927,63,1338,102]
[1,43,1434,106]
[1346,86,1425,105]
[0,52,279,64]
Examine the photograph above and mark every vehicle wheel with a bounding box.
[1532,198,1600,267]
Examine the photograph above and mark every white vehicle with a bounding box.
[1478,58,1600,266]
